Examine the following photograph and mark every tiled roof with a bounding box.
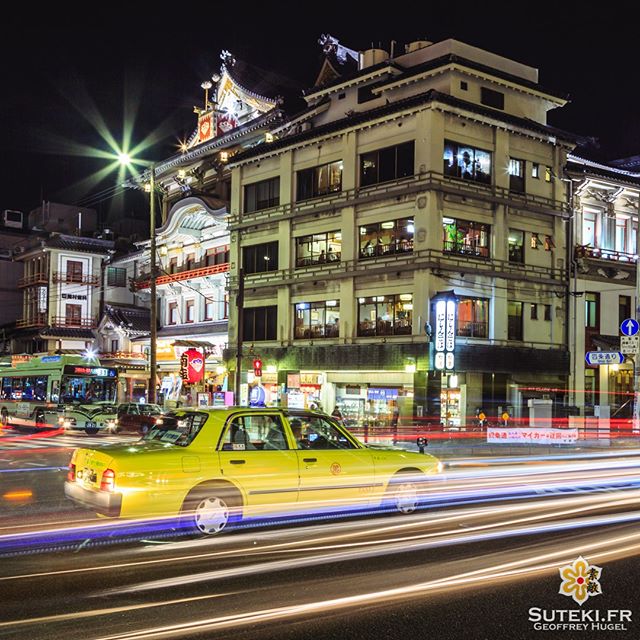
[232,89,580,165]
[566,156,640,187]
[104,305,150,336]
[156,321,228,338]
[31,234,115,255]
[40,327,95,339]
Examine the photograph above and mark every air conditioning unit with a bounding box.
[13,246,26,255]
[3,210,24,229]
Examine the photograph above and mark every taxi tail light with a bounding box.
[67,463,76,482]
[100,469,115,492]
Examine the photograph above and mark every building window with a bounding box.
[65,304,82,326]
[443,141,491,184]
[206,245,230,266]
[107,267,126,287]
[442,217,490,257]
[544,304,552,321]
[242,306,278,341]
[582,210,597,247]
[460,81,468,91]
[169,257,178,273]
[243,241,279,274]
[67,260,83,283]
[585,293,599,329]
[296,161,343,201]
[619,295,631,327]
[294,300,340,339]
[360,141,415,187]
[185,299,195,323]
[531,163,540,179]
[168,302,178,325]
[530,233,541,249]
[244,177,280,213]
[204,298,215,321]
[508,158,525,193]
[359,218,414,259]
[508,229,524,263]
[615,218,627,253]
[544,235,555,251]
[584,368,596,407]
[458,298,489,338]
[110,339,119,353]
[480,87,504,110]
[507,301,523,341]
[357,294,413,337]
[295,231,341,267]
[530,303,538,320]
[185,254,195,270]
[544,166,552,182]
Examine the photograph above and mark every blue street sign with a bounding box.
[621,318,640,336]
[585,352,625,366]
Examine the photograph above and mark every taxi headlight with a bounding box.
[155,418,163,425]
[436,461,445,474]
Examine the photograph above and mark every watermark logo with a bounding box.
[559,556,602,605]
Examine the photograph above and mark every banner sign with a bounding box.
[487,427,578,445]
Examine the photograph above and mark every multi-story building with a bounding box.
[0,210,30,335]
[566,154,640,421]
[126,51,293,406]
[227,36,577,426]
[12,232,114,355]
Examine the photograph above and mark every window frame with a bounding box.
[443,140,492,185]
[296,160,343,201]
[293,300,340,340]
[242,241,279,274]
[357,294,413,337]
[244,177,280,213]
[360,141,415,187]
[457,297,490,338]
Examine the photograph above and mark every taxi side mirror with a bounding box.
[416,437,428,454]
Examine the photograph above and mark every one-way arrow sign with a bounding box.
[621,318,639,337]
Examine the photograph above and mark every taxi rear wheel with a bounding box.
[181,487,241,536]
[388,471,422,514]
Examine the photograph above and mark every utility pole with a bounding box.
[234,268,244,406]
[148,165,157,404]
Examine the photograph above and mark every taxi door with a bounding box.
[288,414,377,512]
[217,412,299,517]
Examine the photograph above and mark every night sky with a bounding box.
[1,3,638,223]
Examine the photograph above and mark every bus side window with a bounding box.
[51,380,60,403]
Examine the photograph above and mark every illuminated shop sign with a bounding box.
[434,294,456,371]
[63,365,117,378]
[367,388,399,401]
[180,349,205,384]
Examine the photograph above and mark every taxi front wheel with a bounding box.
[388,471,423,514]
[181,486,241,536]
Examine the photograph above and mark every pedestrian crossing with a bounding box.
[0,431,140,451]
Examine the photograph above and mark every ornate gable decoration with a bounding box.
[189,51,279,149]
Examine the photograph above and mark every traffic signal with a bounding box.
[253,358,262,377]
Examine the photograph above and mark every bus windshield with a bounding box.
[60,376,117,404]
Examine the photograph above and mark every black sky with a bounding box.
[1,2,638,219]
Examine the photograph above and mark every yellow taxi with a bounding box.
[64,408,442,535]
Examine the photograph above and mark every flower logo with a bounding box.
[559,556,603,605]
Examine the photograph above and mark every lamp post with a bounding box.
[147,164,157,404]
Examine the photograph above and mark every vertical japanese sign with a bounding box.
[435,297,456,370]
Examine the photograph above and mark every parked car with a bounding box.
[64,408,443,536]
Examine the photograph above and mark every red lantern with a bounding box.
[181,349,205,384]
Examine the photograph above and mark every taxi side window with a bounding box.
[293,416,356,450]
[220,415,288,451]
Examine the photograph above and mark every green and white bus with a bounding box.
[0,355,118,434]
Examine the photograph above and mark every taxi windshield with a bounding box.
[142,412,207,447]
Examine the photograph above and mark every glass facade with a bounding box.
[294,301,340,339]
[359,218,414,259]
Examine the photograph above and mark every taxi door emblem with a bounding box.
[330,462,342,475]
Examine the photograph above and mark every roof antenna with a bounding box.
[390,40,396,59]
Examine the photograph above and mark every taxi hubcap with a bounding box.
[195,497,229,534]
[395,482,418,514]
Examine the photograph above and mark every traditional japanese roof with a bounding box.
[232,89,580,166]
[156,321,227,339]
[26,233,115,255]
[566,155,640,187]
[40,327,95,339]
[103,305,150,337]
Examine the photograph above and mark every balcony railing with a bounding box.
[18,273,48,288]
[359,241,413,260]
[99,351,148,360]
[133,260,230,290]
[16,314,47,328]
[443,241,490,258]
[575,245,638,263]
[458,321,489,339]
[51,316,96,329]
[52,272,100,285]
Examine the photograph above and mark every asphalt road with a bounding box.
[0,431,639,640]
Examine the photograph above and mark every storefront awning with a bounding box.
[172,340,216,348]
